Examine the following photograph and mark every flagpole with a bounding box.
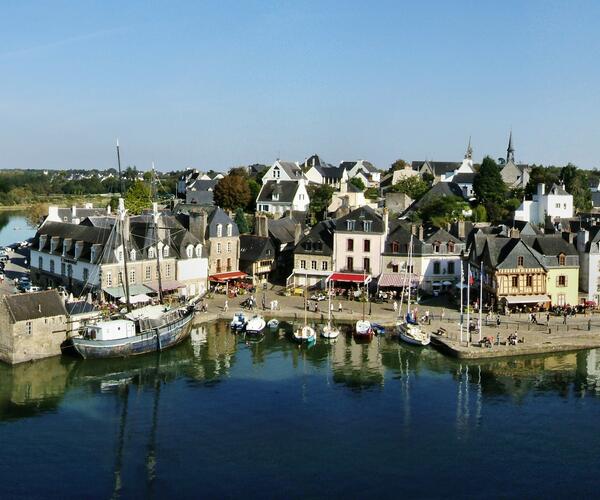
[466,262,471,346]
[460,257,464,343]
[478,260,483,342]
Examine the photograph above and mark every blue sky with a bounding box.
[1,0,599,171]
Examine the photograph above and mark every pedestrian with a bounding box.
[338,302,342,313]
[546,312,550,325]
[496,314,501,327]
[330,302,334,313]
[563,311,567,325]
[223,300,228,312]
[496,332,500,346]
[425,309,430,325]
[393,301,398,313]
[262,295,266,310]
[441,308,445,321]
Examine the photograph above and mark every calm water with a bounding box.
[0,211,36,248]
[0,320,599,499]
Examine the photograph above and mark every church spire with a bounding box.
[465,136,473,159]
[506,130,515,163]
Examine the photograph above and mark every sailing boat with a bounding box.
[354,269,373,341]
[320,279,339,339]
[397,234,430,346]
[70,161,195,359]
[293,272,316,343]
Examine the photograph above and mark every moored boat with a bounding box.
[354,319,373,340]
[397,318,430,346]
[231,311,247,331]
[293,325,316,343]
[320,281,339,339]
[245,315,266,335]
[267,319,279,330]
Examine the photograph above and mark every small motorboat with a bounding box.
[371,323,385,336]
[245,315,266,335]
[267,319,280,330]
[230,311,247,331]
[354,319,373,341]
[293,325,316,344]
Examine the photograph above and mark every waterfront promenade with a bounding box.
[201,287,600,359]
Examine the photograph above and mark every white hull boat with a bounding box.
[293,325,316,344]
[230,311,247,331]
[321,323,340,339]
[354,320,373,340]
[267,319,280,329]
[397,321,430,346]
[245,315,266,335]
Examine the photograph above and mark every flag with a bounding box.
[468,268,474,286]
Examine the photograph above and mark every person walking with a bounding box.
[393,301,398,314]
[223,300,229,312]
[338,302,343,313]
[441,308,445,321]
[563,310,567,325]
[546,312,550,325]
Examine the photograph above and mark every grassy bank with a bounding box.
[0,194,113,212]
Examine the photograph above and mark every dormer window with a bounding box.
[448,242,455,253]
[273,167,280,179]
[39,235,47,251]
[186,245,193,258]
[363,220,372,232]
[75,242,83,259]
[558,253,566,266]
[91,246,97,264]
[130,250,136,261]
[346,220,355,231]
[433,241,441,253]
[148,247,156,259]
[272,193,279,201]
[517,256,524,267]
[195,244,202,257]
[391,241,399,253]
[163,246,169,258]
[217,224,223,237]
[227,224,232,237]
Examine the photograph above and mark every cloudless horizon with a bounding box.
[1,1,599,172]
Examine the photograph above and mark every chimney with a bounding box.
[38,304,42,313]
[383,208,389,236]
[418,225,424,241]
[294,222,303,244]
[509,227,520,239]
[122,214,131,245]
[457,220,466,240]
[255,214,269,238]
[577,229,589,252]
[537,183,545,197]
[189,210,207,243]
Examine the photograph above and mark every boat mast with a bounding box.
[151,163,164,304]
[362,268,366,321]
[119,198,132,312]
[327,278,332,328]
[304,271,308,327]
[406,234,413,321]
[116,139,124,196]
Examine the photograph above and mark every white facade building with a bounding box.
[514,183,574,226]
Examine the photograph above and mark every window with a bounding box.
[433,242,441,253]
[557,275,567,287]
[433,262,441,274]
[118,271,123,285]
[448,242,455,253]
[558,254,566,266]
[130,250,136,261]
[216,259,222,272]
[227,258,232,271]
[217,243,222,254]
[50,260,55,274]
[91,247,96,263]
[311,260,317,270]
[391,241,399,253]
[165,264,172,278]
[363,240,371,252]
[511,276,519,288]
[346,220,355,231]
[187,245,193,258]
[273,167,280,179]
[118,249,123,262]
[392,264,399,273]
[38,257,43,270]
[363,221,372,232]
[322,261,328,271]
[26,321,32,335]
[129,270,135,284]
[227,224,232,237]
[61,263,66,276]
[555,203,561,208]
[148,247,155,259]
[526,275,533,287]
[347,257,354,271]
[347,239,354,251]
[300,260,306,269]
[448,262,455,274]
[106,271,112,286]
[227,242,231,253]
[517,256,524,267]
[163,246,169,258]
[217,224,223,237]
[145,266,152,280]
[363,257,370,272]
[195,245,202,257]
[83,268,89,282]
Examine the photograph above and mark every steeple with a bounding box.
[465,136,473,160]
[506,131,515,163]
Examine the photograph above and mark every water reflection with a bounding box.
[1,320,600,423]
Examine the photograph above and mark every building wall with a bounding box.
[495,269,546,297]
[546,267,579,306]
[177,257,209,297]
[0,304,67,364]
[333,232,384,277]
[206,236,239,275]
[293,254,332,288]
[543,194,574,221]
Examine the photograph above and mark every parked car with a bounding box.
[25,285,42,293]
[310,293,327,302]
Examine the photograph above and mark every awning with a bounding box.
[120,293,152,304]
[327,272,372,284]
[442,280,453,286]
[378,273,415,288]
[147,280,184,292]
[209,271,248,282]
[504,295,550,305]
[103,284,154,298]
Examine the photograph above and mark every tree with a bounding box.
[364,187,379,200]
[349,177,365,191]
[124,180,152,215]
[308,184,335,222]
[234,207,250,233]
[213,174,251,211]
[417,195,469,227]
[473,156,506,205]
[229,166,248,178]
[247,179,261,211]
[388,158,408,173]
[561,163,592,212]
[389,176,429,201]
[471,204,487,222]
[26,203,49,227]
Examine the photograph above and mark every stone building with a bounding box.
[291,219,336,288]
[0,290,68,364]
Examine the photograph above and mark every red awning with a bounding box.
[209,271,248,282]
[378,273,416,288]
[327,272,371,284]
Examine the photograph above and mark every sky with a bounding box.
[1,0,599,172]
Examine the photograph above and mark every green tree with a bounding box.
[388,158,408,173]
[389,176,429,201]
[308,184,335,222]
[417,195,469,226]
[349,177,365,191]
[473,156,506,205]
[561,163,592,212]
[364,187,379,199]
[124,180,152,214]
[234,207,250,233]
[247,179,261,211]
[471,204,487,222]
[213,174,251,211]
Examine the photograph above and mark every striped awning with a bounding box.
[326,272,371,284]
[209,271,248,282]
[378,273,417,288]
[147,280,184,292]
[504,295,550,305]
[102,284,154,298]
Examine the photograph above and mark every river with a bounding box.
[0,319,599,498]
[0,210,36,248]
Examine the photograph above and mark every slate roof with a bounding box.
[239,235,275,263]
[452,172,476,184]
[530,235,578,267]
[186,190,214,205]
[188,179,218,191]
[411,161,460,177]
[404,182,466,214]
[313,164,344,179]
[335,206,383,233]
[346,181,363,193]
[384,222,462,254]
[295,219,335,256]
[548,183,569,196]
[276,161,305,179]
[3,290,67,322]
[206,207,239,239]
[268,216,304,245]
[257,181,300,203]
